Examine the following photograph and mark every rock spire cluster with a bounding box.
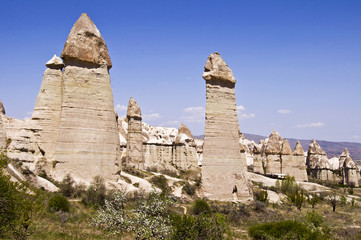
[201,52,252,201]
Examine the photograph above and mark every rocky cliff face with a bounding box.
[0,109,7,150]
[201,52,252,201]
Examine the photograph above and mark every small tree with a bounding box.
[307,193,320,208]
[328,193,339,212]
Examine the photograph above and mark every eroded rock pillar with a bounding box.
[201,52,251,201]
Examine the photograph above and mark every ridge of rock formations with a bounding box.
[201,52,252,201]
[54,14,120,182]
[31,55,63,160]
[126,97,144,170]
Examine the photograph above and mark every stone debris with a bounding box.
[54,13,120,182]
[201,52,252,201]
[126,97,144,170]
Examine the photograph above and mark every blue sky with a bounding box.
[1,1,361,142]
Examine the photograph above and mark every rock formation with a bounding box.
[312,156,335,181]
[0,102,6,150]
[341,151,359,187]
[252,142,264,174]
[126,97,144,170]
[264,130,282,175]
[54,13,120,182]
[339,148,350,169]
[201,52,251,201]
[0,100,5,115]
[281,140,307,181]
[31,55,64,160]
[306,139,326,169]
[174,123,198,170]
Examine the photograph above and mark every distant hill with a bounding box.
[195,133,361,160]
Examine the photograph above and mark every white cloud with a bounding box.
[143,113,162,120]
[295,122,325,128]
[165,120,180,126]
[278,109,291,114]
[239,113,256,119]
[237,105,245,111]
[115,104,127,117]
[183,106,205,123]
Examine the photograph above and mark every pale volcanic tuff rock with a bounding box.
[126,98,144,170]
[0,100,5,115]
[54,14,120,182]
[342,155,359,187]
[201,52,252,201]
[61,13,112,69]
[0,114,6,150]
[306,139,327,169]
[339,148,350,169]
[174,123,198,170]
[282,140,308,182]
[265,130,282,175]
[31,55,63,160]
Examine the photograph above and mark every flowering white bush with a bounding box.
[93,191,173,239]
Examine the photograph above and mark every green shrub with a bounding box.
[172,213,230,240]
[306,210,323,228]
[48,194,70,212]
[81,176,107,206]
[183,182,196,196]
[192,199,211,215]
[248,220,328,240]
[254,189,269,203]
[150,175,169,194]
[58,174,75,197]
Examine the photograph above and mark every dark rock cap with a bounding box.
[281,138,292,155]
[202,52,236,83]
[265,129,282,155]
[127,97,142,120]
[61,13,112,68]
[0,100,5,115]
[308,139,326,155]
[293,141,304,156]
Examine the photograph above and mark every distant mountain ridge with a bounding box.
[195,133,361,160]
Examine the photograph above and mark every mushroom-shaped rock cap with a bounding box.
[202,52,236,83]
[177,122,194,139]
[0,100,5,115]
[61,13,112,69]
[308,139,326,155]
[281,139,292,155]
[293,141,304,156]
[127,97,142,120]
[344,156,357,169]
[46,54,64,69]
[265,129,282,155]
[175,123,195,145]
[340,148,350,158]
